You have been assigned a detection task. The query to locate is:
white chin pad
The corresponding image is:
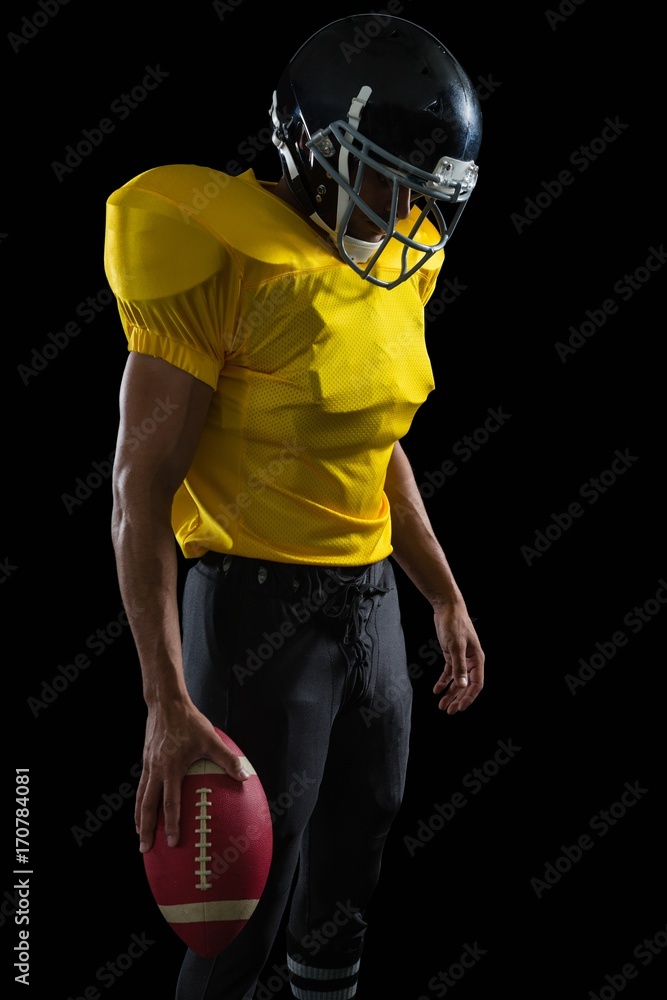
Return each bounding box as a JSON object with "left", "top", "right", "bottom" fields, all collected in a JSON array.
[{"left": 341, "top": 234, "right": 381, "bottom": 264}]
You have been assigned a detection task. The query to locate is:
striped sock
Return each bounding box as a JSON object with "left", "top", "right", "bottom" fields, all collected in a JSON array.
[{"left": 287, "top": 954, "right": 361, "bottom": 999}]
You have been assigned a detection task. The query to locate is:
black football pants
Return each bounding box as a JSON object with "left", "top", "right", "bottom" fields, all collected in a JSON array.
[{"left": 174, "top": 553, "right": 412, "bottom": 1000}]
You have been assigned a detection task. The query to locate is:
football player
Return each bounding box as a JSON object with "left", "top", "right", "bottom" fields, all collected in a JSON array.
[{"left": 105, "top": 14, "right": 485, "bottom": 999}]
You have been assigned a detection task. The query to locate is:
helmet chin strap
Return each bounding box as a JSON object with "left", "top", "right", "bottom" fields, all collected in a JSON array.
[
  {"left": 335, "top": 86, "right": 377, "bottom": 262},
  {"left": 270, "top": 91, "right": 314, "bottom": 216}
]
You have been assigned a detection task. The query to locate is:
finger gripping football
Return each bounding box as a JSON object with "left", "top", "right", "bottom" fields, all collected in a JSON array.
[{"left": 143, "top": 728, "right": 273, "bottom": 958}]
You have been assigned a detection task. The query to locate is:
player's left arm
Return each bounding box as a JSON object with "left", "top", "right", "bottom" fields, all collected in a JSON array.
[{"left": 384, "top": 439, "right": 485, "bottom": 713}]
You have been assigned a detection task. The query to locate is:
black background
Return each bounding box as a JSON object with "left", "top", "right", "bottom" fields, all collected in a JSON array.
[{"left": 3, "top": 1, "right": 666, "bottom": 998}]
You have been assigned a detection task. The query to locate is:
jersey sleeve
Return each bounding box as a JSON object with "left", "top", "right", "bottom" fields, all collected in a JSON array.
[{"left": 104, "top": 179, "right": 241, "bottom": 388}]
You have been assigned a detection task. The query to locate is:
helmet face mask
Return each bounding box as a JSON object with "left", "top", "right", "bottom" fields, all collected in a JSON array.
[
  {"left": 306, "top": 101, "right": 479, "bottom": 285},
  {"left": 270, "top": 15, "right": 482, "bottom": 289}
]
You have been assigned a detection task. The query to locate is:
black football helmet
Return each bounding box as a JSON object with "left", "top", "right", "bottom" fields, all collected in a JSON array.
[{"left": 270, "top": 14, "right": 482, "bottom": 288}]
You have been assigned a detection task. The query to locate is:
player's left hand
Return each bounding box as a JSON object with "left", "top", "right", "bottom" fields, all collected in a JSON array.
[{"left": 431, "top": 601, "right": 485, "bottom": 713}]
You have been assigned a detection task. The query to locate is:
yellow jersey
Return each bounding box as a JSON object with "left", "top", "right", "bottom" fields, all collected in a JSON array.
[{"left": 104, "top": 164, "right": 443, "bottom": 564}]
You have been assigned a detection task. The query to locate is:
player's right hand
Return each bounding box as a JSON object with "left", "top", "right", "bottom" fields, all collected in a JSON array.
[{"left": 135, "top": 704, "right": 249, "bottom": 853}]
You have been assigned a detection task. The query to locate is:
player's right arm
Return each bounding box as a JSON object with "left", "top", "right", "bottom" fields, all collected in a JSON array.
[{"left": 112, "top": 351, "right": 250, "bottom": 854}]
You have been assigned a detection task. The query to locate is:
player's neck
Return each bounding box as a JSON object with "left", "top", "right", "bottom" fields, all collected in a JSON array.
[{"left": 271, "top": 175, "right": 304, "bottom": 213}]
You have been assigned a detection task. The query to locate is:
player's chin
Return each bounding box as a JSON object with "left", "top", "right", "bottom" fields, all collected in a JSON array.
[
  {"left": 346, "top": 219, "right": 386, "bottom": 242},
  {"left": 359, "top": 229, "right": 386, "bottom": 242}
]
